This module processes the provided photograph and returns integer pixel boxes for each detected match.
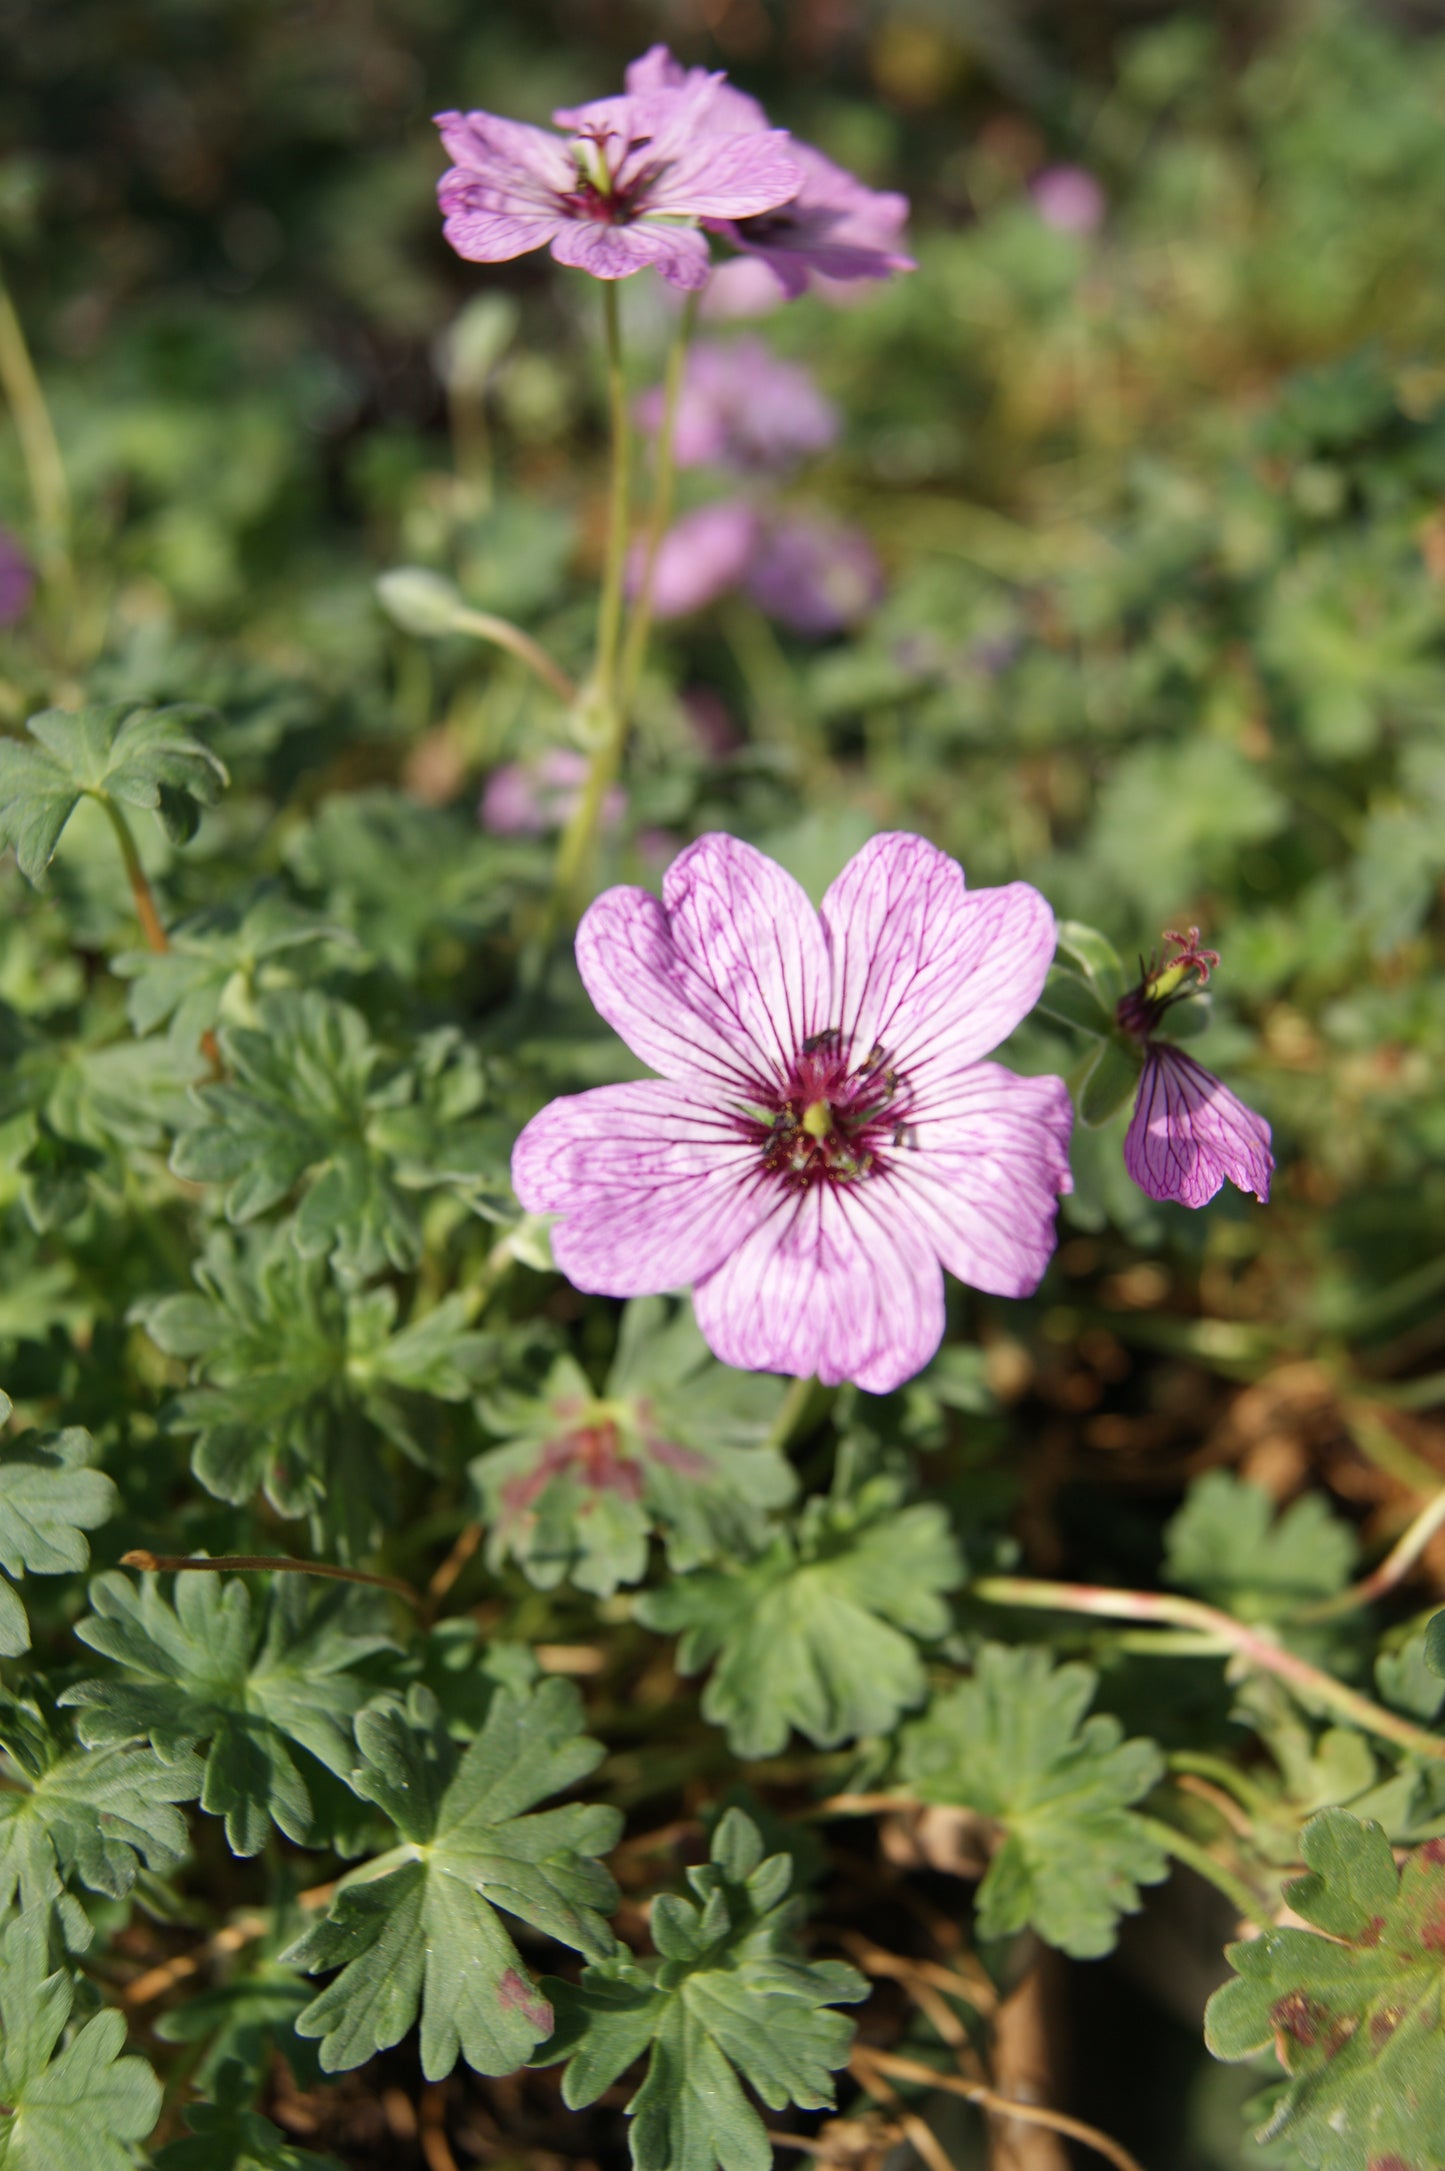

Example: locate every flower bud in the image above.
[376,567,465,638]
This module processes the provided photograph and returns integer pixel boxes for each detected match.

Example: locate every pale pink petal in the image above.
[821,834,1056,1080]
[1124,1049,1273,1209]
[701,255,789,318]
[631,500,760,618]
[512,1082,771,1294]
[434,111,574,202]
[884,1066,1073,1297]
[663,834,831,1086]
[549,220,712,289]
[439,201,562,265]
[647,134,801,222]
[692,1180,944,1392]
[575,886,774,1096]
[623,45,689,95]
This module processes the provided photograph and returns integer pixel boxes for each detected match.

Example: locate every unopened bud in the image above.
[376,567,464,638]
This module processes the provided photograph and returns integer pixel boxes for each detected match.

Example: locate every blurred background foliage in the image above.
[3,1,1445,2165]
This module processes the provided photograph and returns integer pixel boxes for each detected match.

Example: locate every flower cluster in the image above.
[514,832,1073,1394]
[436,44,912,304]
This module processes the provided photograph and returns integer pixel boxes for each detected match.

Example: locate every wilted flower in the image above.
[1117,930,1273,1208]
[435,76,799,291]
[1030,164,1106,235]
[636,338,838,471]
[481,749,624,837]
[0,528,35,627]
[626,46,914,309]
[512,832,1072,1394]
[746,514,883,634]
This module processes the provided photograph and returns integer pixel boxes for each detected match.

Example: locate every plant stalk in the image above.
[618,289,698,708]
[1135,1814,1273,1930]
[0,258,71,583]
[1292,1483,1445,1622]
[971,1574,1445,1762]
[121,1548,422,1608]
[453,605,578,705]
[99,797,170,954]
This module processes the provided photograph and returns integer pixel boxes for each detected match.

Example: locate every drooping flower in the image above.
[635,338,839,472]
[1117,929,1273,1209]
[512,832,1073,1394]
[625,45,914,310]
[0,528,35,627]
[434,76,799,291]
[481,748,624,836]
[1030,164,1106,235]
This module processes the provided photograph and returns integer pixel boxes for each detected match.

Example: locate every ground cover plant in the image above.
[2,1,1445,2165]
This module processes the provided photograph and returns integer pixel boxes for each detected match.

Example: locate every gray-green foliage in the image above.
[1164,1470,1358,1618]
[0,702,227,881]
[0,1405,115,1656]
[284,1680,621,2079]
[636,1472,962,1756]
[898,1644,1169,1957]
[473,1299,794,1598]
[537,1810,867,2171]
[62,1570,395,1855]
[0,1909,161,2170]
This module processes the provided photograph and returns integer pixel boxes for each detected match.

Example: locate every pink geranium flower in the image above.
[435,77,799,291]
[1117,930,1273,1209]
[629,499,763,618]
[635,338,839,472]
[626,46,914,308]
[481,748,624,836]
[633,500,883,633]
[1030,165,1106,235]
[512,833,1073,1394]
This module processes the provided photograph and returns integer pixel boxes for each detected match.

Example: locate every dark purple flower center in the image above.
[559,127,669,226]
[733,202,830,247]
[750,1031,912,1190]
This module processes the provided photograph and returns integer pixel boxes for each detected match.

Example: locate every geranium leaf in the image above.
[1165,1470,1357,1619]
[0,1909,161,2171]
[1206,1809,1445,2170]
[283,1680,621,2080]
[898,1643,1169,1958]
[536,1808,866,2171]
[0,702,227,883]
[0,1421,116,1658]
[635,1474,961,1757]
[62,1569,396,1856]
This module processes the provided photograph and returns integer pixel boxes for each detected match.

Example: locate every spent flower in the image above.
[512,833,1072,1394]
[435,75,799,291]
[1117,929,1273,1209]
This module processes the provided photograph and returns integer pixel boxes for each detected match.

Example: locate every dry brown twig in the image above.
[856,2047,1149,2171]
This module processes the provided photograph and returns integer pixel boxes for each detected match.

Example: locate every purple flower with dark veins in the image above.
[512,832,1073,1394]
[434,74,799,291]
[636,338,839,472]
[625,45,914,310]
[1117,929,1273,1209]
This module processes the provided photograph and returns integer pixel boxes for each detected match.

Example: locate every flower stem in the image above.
[546,281,633,928]
[121,1548,421,1609]
[0,257,71,585]
[971,1573,1445,1763]
[1134,1813,1273,1931]
[452,605,578,706]
[99,797,170,955]
[618,289,698,709]
[1292,1483,1445,1622]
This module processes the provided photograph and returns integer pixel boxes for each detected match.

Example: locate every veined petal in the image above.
[550,219,712,289]
[434,111,575,202]
[438,198,562,265]
[511,1082,771,1295]
[885,1065,1073,1297]
[1124,1048,1273,1209]
[575,886,771,1095]
[692,1180,944,1393]
[647,133,802,221]
[663,834,831,1086]
[821,833,1056,1076]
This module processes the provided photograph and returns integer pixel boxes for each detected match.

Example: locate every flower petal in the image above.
[884,1064,1073,1297]
[647,132,802,221]
[821,833,1056,1080]
[692,1179,944,1393]
[575,886,773,1095]
[549,219,713,290]
[438,198,562,265]
[512,1082,770,1295]
[631,500,761,618]
[663,834,831,1087]
[434,111,574,201]
[1124,1049,1273,1209]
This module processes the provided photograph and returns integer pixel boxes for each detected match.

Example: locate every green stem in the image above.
[98,796,169,954]
[1166,1750,1276,1816]
[1293,1484,1445,1623]
[546,281,632,928]
[0,258,70,582]
[971,1574,1445,1763]
[618,290,698,708]
[1135,1815,1273,1931]
[765,1375,830,1456]
[453,605,578,706]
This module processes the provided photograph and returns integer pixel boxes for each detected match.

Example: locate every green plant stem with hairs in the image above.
[0,257,70,585]
[619,289,699,708]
